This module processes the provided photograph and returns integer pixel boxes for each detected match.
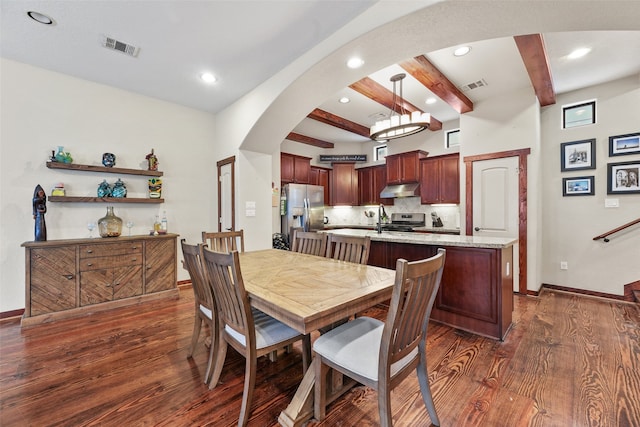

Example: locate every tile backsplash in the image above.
[324,197,460,229]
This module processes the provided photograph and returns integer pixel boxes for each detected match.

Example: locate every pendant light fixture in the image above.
[370,73,430,142]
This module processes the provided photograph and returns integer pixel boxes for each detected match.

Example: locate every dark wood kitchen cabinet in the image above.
[385,150,428,184]
[420,153,460,204]
[358,165,393,206]
[310,165,331,205]
[22,234,179,327]
[281,153,311,184]
[369,240,513,340]
[330,162,358,206]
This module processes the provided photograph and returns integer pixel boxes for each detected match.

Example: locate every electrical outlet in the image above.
[560,261,568,270]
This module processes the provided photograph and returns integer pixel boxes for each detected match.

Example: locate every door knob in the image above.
[474,227,480,231]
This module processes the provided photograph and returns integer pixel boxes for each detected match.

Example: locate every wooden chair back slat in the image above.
[291,230,328,256]
[200,247,253,341]
[202,230,245,253]
[382,248,446,369]
[325,234,371,265]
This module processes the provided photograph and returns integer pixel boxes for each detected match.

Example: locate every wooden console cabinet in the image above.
[21,234,179,327]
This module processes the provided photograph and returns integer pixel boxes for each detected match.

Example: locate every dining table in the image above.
[238,249,396,427]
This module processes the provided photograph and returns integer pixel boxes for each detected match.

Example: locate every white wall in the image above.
[460,87,542,293]
[0,59,217,312]
[540,75,640,295]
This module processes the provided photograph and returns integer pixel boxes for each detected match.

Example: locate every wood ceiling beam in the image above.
[349,77,442,132]
[514,34,556,106]
[400,56,474,114]
[308,108,370,138]
[286,132,334,149]
[350,77,420,115]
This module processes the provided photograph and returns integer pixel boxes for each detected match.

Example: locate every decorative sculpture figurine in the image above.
[145,148,158,171]
[97,179,112,197]
[111,178,127,198]
[32,184,47,241]
[102,152,116,167]
[148,177,162,198]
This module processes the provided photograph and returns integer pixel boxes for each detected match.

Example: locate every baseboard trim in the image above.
[0,308,24,321]
[177,280,192,290]
[542,283,625,301]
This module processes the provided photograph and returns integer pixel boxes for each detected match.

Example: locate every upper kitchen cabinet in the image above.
[385,150,428,184]
[420,153,460,204]
[331,162,358,206]
[358,165,393,206]
[310,165,331,206]
[281,153,311,184]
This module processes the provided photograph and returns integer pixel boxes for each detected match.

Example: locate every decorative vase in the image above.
[111,178,127,198]
[54,146,66,162]
[98,206,123,238]
[97,179,112,197]
[102,152,116,167]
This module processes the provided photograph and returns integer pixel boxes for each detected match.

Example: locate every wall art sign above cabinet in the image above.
[319,154,367,162]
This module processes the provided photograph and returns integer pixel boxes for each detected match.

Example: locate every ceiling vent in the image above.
[460,79,488,91]
[100,35,140,57]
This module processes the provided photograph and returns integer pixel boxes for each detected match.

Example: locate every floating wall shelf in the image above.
[48,196,164,204]
[46,161,163,177]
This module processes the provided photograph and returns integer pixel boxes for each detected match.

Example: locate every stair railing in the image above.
[593,217,640,242]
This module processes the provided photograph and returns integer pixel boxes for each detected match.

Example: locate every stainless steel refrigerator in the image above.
[281,183,325,241]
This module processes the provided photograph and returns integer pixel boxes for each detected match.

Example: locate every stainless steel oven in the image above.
[381,213,425,232]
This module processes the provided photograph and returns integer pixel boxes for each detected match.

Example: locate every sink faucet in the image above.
[377,204,387,234]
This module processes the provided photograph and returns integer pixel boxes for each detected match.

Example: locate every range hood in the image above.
[380,183,420,199]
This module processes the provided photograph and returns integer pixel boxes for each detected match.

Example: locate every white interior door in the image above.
[219,162,233,231]
[472,156,519,291]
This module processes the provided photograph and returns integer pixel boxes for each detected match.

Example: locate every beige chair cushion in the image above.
[226,310,301,350]
[313,317,417,381]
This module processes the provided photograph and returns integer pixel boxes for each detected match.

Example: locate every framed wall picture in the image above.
[562,176,594,196]
[560,138,596,171]
[607,161,640,194]
[609,132,640,157]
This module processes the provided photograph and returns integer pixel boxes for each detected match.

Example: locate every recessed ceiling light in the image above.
[347,57,364,69]
[453,46,471,57]
[201,72,217,84]
[27,11,54,25]
[339,97,350,104]
[425,97,437,105]
[568,47,591,59]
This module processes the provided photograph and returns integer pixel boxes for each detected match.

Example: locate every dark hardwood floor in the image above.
[1,288,638,426]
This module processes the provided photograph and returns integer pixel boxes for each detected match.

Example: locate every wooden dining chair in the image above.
[325,233,371,264]
[181,239,218,386]
[291,230,328,256]
[313,249,446,427]
[202,229,245,253]
[200,247,311,427]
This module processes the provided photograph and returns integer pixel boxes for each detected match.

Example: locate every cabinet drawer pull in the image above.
[146,265,152,270]
[86,249,93,254]
[131,246,138,250]
[64,274,74,280]
[86,263,93,267]
[131,258,137,262]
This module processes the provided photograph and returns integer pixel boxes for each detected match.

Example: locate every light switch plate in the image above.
[604,198,619,208]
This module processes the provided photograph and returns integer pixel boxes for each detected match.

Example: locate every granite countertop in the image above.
[324,225,461,234]
[322,228,516,249]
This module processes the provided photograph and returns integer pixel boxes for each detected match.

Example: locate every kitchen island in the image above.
[323,229,516,340]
